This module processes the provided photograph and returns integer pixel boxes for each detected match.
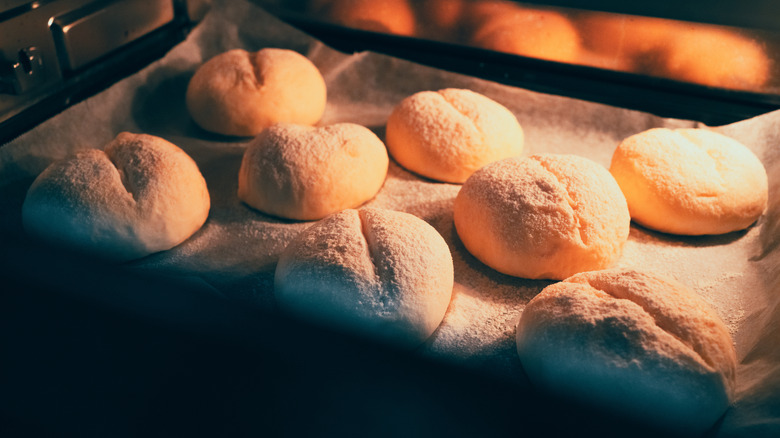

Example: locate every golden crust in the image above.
[609,128,768,235]
[468,2,581,63]
[327,0,416,36]
[662,28,770,90]
[186,48,326,137]
[386,88,523,183]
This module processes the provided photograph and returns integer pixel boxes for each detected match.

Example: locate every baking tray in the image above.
[2,1,779,436]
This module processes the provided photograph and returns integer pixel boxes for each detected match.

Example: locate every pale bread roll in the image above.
[274,207,454,346]
[186,48,326,137]
[609,128,768,235]
[576,13,681,63]
[238,123,388,221]
[453,154,630,280]
[385,88,523,183]
[22,133,210,262]
[516,268,736,435]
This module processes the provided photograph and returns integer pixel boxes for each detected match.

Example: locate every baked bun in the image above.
[186,48,326,137]
[576,13,679,63]
[386,88,523,183]
[454,154,629,280]
[661,28,770,90]
[609,128,768,235]
[516,268,736,435]
[238,123,388,221]
[274,207,454,346]
[22,133,210,261]
[468,2,581,63]
[327,0,416,36]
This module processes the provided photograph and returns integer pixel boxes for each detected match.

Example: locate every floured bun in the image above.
[186,48,326,137]
[274,207,454,346]
[386,88,523,183]
[238,123,388,221]
[609,128,768,235]
[22,132,210,262]
[516,268,736,436]
[453,154,629,280]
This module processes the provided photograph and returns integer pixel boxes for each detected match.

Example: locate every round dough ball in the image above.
[468,3,581,63]
[609,128,768,235]
[186,48,326,137]
[238,123,389,221]
[327,0,416,36]
[274,207,454,346]
[22,132,210,262]
[454,154,630,280]
[386,88,523,183]
[516,268,736,435]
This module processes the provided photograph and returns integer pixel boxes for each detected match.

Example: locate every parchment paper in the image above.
[1,1,779,436]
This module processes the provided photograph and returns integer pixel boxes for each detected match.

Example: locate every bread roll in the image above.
[274,207,454,346]
[238,123,388,221]
[516,268,736,435]
[577,13,769,90]
[385,88,523,183]
[609,128,768,235]
[453,154,629,280]
[186,48,326,137]
[576,13,680,63]
[468,2,581,63]
[661,28,770,90]
[22,133,210,261]
[327,0,416,36]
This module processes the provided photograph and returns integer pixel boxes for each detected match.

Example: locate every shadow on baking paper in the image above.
[130,66,252,145]
[420,278,533,388]
[628,222,750,248]
[447,220,554,301]
[0,176,34,241]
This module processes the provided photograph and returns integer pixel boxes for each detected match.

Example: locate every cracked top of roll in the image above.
[454,154,630,280]
[274,207,454,346]
[385,88,523,183]
[238,123,389,221]
[516,268,736,435]
[22,132,210,261]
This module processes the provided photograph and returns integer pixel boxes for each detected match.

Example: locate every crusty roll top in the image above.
[275,207,454,346]
[23,133,210,261]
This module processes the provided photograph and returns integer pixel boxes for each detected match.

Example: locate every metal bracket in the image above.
[1,46,45,94]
